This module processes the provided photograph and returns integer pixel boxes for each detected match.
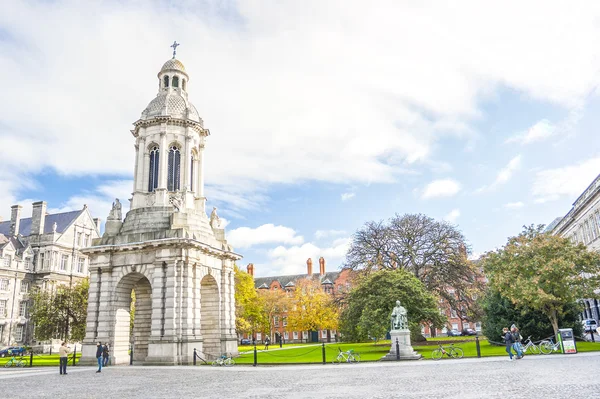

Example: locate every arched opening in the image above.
[148,146,159,192]
[163,75,169,88]
[172,76,179,88]
[200,274,220,358]
[182,79,186,90]
[167,145,181,191]
[113,273,152,364]
[189,153,195,191]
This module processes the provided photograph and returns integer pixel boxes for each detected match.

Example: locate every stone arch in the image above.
[112,272,153,364]
[200,274,220,358]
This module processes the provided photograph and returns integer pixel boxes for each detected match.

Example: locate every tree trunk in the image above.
[548,309,559,337]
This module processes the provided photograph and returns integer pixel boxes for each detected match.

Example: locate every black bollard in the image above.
[73,345,77,366]
[280,339,283,349]
[193,348,197,365]
[591,331,596,343]
[29,351,33,367]
[476,336,481,358]
[253,345,257,367]
[50,347,52,356]
[130,345,133,365]
[322,342,326,364]
[396,338,400,360]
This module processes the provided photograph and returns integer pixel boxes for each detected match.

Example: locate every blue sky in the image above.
[1,1,600,277]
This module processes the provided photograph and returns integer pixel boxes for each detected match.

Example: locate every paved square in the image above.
[2,353,599,398]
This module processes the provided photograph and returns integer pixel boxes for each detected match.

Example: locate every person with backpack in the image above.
[264,336,270,350]
[511,325,523,359]
[95,342,103,373]
[503,327,515,361]
[102,343,110,366]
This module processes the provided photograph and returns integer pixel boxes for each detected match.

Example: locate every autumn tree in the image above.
[234,266,265,337]
[340,269,445,342]
[286,279,339,340]
[483,225,600,336]
[345,213,482,321]
[29,279,89,342]
[256,288,289,340]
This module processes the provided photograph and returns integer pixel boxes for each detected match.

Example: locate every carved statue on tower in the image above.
[209,207,221,229]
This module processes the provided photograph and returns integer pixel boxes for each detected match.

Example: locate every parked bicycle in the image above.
[539,338,561,355]
[332,348,360,363]
[4,354,25,368]
[212,354,235,366]
[521,336,541,355]
[431,344,464,360]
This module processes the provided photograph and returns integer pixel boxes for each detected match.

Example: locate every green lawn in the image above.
[0,354,81,367]
[238,342,316,352]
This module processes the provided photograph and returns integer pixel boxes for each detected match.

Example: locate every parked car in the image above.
[462,328,477,336]
[447,329,462,337]
[582,319,598,333]
[240,338,251,345]
[0,346,26,357]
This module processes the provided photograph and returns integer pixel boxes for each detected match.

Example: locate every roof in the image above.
[160,58,187,75]
[544,217,563,233]
[142,92,201,123]
[0,210,83,237]
[254,271,344,289]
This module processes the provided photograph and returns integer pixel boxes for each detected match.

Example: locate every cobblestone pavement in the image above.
[3,352,600,398]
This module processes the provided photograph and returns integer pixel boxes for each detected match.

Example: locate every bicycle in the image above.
[211,354,235,366]
[539,338,561,354]
[520,336,541,355]
[332,348,360,363]
[431,344,464,360]
[4,354,25,368]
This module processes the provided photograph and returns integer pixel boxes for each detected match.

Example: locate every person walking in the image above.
[59,342,71,375]
[503,327,514,361]
[511,325,523,359]
[102,343,110,367]
[264,336,270,350]
[95,342,103,373]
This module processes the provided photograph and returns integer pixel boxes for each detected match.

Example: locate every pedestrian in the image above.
[511,325,523,359]
[96,342,103,373]
[59,342,71,375]
[264,336,270,350]
[503,327,514,361]
[102,343,110,366]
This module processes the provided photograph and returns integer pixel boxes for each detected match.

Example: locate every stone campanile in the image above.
[81,44,241,365]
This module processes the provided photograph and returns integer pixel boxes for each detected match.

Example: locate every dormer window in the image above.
[163,75,169,88]
[172,76,179,88]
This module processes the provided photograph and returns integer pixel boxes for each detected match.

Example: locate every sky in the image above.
[1,1,600,277]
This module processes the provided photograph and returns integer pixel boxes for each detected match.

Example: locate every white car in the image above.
[582,319,597,333]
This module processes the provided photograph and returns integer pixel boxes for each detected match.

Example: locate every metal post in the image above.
[476,336,481,358]
[253,345,257,367]
[49,347,52,356]
[193,348,197,366]
[395,338,400,360]
[73,345,77,366]
[322,342,326,364]
[591,331,596,343]
[129,344,133,365]
[29,351,33,367]
[280,337,283,348]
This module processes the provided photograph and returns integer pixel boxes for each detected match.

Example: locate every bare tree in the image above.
[345,214,483,324]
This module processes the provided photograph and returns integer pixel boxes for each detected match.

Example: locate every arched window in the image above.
[190,154,194,191]
[172,76,179,88]
[163,75,169,88]
[182,79,186,91]
[167,145,181,191]
[148,146,159,192]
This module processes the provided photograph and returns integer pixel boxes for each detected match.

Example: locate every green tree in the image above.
[29,279,89,342]
[483,225,600,336]
[287,278,339,337]
[481,290,583,343]
[340,269,445,342]
[234,266,265,336]
[257,288,288,340]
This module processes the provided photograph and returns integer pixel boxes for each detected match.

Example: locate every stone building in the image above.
[81,48,241,365]
[0,202,100,346]
[549,172,600,322]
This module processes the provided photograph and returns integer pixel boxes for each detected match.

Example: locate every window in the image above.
[302,331,308,339]
[39,253,45,270]
[60,255,68,271]
[163,75,169,88]
[282,317,287,327]
[283,332,288,340]
[19,301,27,317]
[0,279,8,291]
[190,154,194,191]
[321,330,327,338]
[0,300,6,316]
[77,257,85,273]
[439,308,446,316]
[463,322,470,329]
[256,333,262,340]
[15,325,23,342]
[274,316,279,327]
[475,322,482,332]
[452,323,459,330]
[167,145,181,191]
[293,331,298,340]
[451,309,458,318]
[4,256,10,267]
[85,234,90,247]
[24,258,31,270]
[148,146,160,192]
[172,76,179,88]
[78,232,83,246]
[20,281,29,294]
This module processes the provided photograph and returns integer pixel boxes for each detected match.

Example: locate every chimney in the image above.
[319,257,326,275]
[93,218,101,230]
[307,258,313,276]
[31,201,47,235]
[10,205,22,236]
[246,263,254,277]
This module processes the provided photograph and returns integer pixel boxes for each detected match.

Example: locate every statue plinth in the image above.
[382,329,421,361]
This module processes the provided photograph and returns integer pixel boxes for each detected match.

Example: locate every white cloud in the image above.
[505,120,556,145]
[503,201,525,209]
[532,157,600,203]
[315,229,347,240]
[444,209,461,223]
[2,2,600,209]
[476,155,522,193]
[227,224,304,249]
[421,179,461,199]
[341,192,355,201]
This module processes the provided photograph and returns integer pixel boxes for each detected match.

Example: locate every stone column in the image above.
[183,129,191,192]
[158,131,168,190]
[197,142,205,198]
[134,135,146,192]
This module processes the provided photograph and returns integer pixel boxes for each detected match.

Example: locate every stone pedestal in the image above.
[381,329,421,361]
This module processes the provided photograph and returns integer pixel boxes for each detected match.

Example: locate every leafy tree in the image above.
[345,213,482,321]
[256,287,288,340]
[29,279,89,342]
[483,225,600,336]
[286,279,339,338]
[340,269,445,342]
[234,266,265,336]
[481,290,583,343]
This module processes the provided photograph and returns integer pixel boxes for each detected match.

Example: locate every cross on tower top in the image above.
[170,41,180,59]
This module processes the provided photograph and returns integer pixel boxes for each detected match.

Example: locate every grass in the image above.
[238,342,316,352]
[0,354,81,367]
